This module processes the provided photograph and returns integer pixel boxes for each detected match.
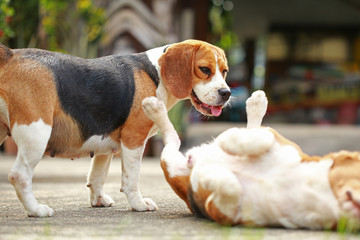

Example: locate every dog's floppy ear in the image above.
[158,42,200,99]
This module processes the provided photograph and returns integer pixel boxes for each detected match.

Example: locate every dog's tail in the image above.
[0,44,13,65]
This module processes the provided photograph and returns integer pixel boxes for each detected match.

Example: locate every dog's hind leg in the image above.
[8,119,53,217]
[87,154,115,207]
[195,165,242,225]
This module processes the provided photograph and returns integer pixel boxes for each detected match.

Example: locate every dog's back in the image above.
[0,44,13,63]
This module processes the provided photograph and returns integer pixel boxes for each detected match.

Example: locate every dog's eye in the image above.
[199,67,211,76]
[222,69,228,77]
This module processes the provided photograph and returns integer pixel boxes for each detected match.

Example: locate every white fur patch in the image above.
[12,119,52,159]
[216,127,275,156]
[146,45,169,73]
[246,90,268,129]
[162,146,191,178]
[189,143,227,192]
[146,45,179,109]
[9,119,54,217]
[0,96,9,126]
[120,143,158,211]
[188,127,339,229]
[80,135,119,155]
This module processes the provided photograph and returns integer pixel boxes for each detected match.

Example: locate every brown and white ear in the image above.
[158,42,200,99]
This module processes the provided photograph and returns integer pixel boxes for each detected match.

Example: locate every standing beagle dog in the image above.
[0,39,230,217]
[142,91,360,230]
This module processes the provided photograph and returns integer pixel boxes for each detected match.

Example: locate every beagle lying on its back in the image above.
[142,91,360,230]
[0,40,230,217]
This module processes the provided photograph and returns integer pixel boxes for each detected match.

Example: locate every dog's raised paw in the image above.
[142,97,167,124]
[246,90,267,113]
[246,90,268,128]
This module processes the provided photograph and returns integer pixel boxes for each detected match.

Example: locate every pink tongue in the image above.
[211,106,222,116]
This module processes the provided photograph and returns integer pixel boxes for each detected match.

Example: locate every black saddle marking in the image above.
[21,50,159,140]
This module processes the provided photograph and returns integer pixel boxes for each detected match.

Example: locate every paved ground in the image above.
[1,123,360,240]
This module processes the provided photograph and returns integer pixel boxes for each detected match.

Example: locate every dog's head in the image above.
[328,151,360,229]
[159,40,230,116]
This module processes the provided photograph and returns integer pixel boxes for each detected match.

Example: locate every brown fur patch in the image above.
[120,69,157,149]
[0,50,85,158]
[0,53,57,127]
[159,42,197,99]
[0,44,13,64]
[267,127,321,162]
[326,151,360,198]
[191,184,213,218]
[205,197,235,226]
[193,44,228,86]
[159,40,228,99]
[268,127,360,205]
[46,101,84,157]
[160,160,191,210]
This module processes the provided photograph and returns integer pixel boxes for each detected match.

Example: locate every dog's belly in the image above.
[46,115,121,158]
[190,141,339,228]
[46,134,120,158]
[232,144,339,228]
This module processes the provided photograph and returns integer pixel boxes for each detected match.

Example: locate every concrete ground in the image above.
[1,123,360,240]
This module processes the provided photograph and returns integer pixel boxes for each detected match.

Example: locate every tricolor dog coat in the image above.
[0,39,230,217]
[142,91,360,230]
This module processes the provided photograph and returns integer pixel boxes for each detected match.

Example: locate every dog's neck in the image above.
[146,45,180,110]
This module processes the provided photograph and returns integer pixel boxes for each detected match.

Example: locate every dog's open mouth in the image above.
[190,90,223,116]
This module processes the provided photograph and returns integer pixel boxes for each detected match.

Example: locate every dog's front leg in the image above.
[120,142,158,211]
[87,154,115,207]
[142,96,191,203]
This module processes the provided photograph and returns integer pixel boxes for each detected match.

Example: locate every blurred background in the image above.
[1,0,360,155]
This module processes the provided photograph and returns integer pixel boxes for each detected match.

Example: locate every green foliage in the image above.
[0,0,15,43]
[8,0,39,48]
[39,0,105,57]
[4,0,104,57]
[209,1,239,52]
[77,0,105,43]
[168,101,186,137]
[336,216,360,233]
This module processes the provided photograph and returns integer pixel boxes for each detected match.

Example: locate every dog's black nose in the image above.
[218,88,231,101]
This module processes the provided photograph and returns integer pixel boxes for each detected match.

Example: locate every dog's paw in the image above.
[90,193,115,207]
[142,97,167,125]
[27,204,54,217]
[246,90,268,128]
[131,197,158,211]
